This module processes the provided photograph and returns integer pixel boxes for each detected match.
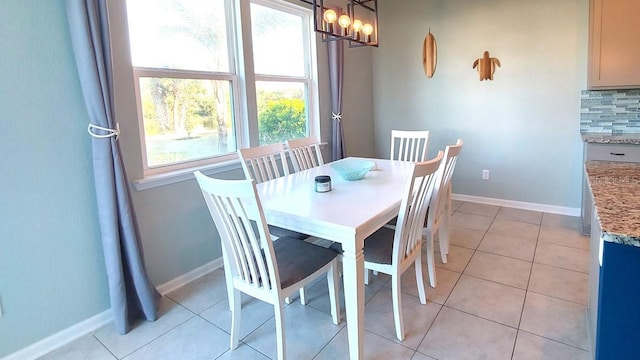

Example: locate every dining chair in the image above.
[390,130,430,162]
[330,152,443,341]
[194,171,341,360]
[383,130,431,245]
[423,139,463,288]
[286,136,324,172]
[238,143,312,305]
[238,143,290,183]
[238,144,308,240]
[367,152,442,341]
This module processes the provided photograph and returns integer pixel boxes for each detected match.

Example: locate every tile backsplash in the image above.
[580,89,640,134]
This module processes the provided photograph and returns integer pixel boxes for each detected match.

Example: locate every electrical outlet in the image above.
[482,169,490,180]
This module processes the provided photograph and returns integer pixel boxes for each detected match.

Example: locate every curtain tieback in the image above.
[331,112,342,122]
[88,123,120,140]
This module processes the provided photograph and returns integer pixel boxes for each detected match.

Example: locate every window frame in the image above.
[251,0,319,145]
[124,0,320,178]
[250,0,320,147]
[132,68,243,176]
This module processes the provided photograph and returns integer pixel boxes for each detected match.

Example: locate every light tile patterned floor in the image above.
[39,202,591,360]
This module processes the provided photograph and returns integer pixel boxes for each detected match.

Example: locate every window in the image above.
[250,1,315,145]
[124,0,318,176]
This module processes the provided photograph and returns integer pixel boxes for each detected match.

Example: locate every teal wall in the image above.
[0,1,109,356]
[0,2,228,356]
[373,0,588,208]
[131,176,228,286]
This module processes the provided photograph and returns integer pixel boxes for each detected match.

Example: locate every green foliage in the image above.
[142,94,160,136]
[140,78,218,138]
[258,98,306,145]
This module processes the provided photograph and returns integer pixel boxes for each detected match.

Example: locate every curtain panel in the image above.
[65,0,158,334]
[328,40,345,161]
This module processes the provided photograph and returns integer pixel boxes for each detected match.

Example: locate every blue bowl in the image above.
[330,159,376,181]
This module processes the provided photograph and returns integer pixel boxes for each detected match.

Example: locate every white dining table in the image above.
[256,157,414,360]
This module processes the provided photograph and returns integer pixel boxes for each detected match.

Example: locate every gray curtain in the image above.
[328,40,345,161]
[65,0,159,334]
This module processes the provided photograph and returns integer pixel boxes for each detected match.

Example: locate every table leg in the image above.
[341,238,365,360]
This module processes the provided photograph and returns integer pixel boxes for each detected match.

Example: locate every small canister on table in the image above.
[315,175,331,193]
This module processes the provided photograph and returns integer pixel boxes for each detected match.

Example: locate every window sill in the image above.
[132,141,328,191]
[132,159,242,191]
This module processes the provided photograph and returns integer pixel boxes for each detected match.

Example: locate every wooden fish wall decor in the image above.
[422,30,437,78]
[473,51,501,81]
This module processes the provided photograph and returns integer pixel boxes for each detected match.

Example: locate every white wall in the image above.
[373,0,588,208]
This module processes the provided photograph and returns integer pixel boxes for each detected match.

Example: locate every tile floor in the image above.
[40,202,592,360]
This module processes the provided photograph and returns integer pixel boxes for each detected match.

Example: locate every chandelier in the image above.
[301,0,379,47]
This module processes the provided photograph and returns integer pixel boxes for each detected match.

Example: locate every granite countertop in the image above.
[585,161,640,247]
[582,133,640,144]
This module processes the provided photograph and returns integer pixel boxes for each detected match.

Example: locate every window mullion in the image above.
[236,0,260,147]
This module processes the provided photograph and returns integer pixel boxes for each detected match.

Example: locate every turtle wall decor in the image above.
[473,51,501,81]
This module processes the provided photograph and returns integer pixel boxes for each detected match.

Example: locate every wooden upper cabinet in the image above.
[588,0,640,89]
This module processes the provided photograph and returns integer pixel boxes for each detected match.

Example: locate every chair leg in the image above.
[225,280,234,310]
[274,302,286,360]
[391,274,405,341]
[447,183,453,216]
[285,289,306,305]
[328,261,341,325]
[425,232,438,288]
[222,250,234,311]
[299,288,307,305]
[439,228,449,264]
[444,184,453,255]
[229,288,241,349]
[415,258,427,304]
[440,213,451,264]
[364,269,370,285]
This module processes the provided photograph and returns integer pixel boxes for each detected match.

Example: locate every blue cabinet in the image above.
[590,225,640,358]
[585,160,640,358]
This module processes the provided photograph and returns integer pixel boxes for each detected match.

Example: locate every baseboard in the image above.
[156,257,224,295]
[1,310,112,360]
[452,193,581,217]
[2,257,224,360]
